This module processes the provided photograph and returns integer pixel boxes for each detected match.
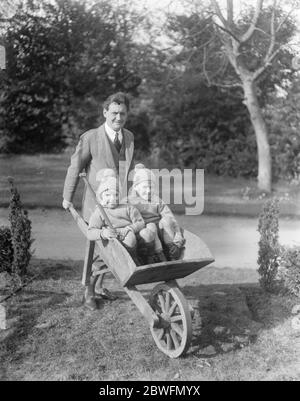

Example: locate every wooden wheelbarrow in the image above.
[68,174,214,358]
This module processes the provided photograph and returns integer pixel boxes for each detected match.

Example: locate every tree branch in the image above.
[211,0,229,28]
[276,5,296,33]
[253,27,272,38]
[213,21,241,43]
[222,38,240,74]
[263,3,276,66]
[158,18,212,52]
[193,36,216,52]
[203,46,211,85]
[202,40,241,88]
[240,0,263,43]
[252,46,282,80]
[227,0,233,27]
[208,79,243,89]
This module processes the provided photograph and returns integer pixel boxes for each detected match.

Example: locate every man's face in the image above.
[103,102,128,132]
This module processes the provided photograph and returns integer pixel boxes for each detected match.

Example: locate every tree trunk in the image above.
[243,79,272,193]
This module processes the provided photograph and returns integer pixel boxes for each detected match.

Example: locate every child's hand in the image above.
[116,227,130,241]
[101,227,117,240]
[174,232,185,247]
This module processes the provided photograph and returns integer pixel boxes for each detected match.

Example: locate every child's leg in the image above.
[144,223,162,251]
[139,224,156,244]
[137,226,155,264]
[159,217,183,260]
[122,230,137,249]
[121,231,142,265]
[139,223,166,263]
[159,216,177,244]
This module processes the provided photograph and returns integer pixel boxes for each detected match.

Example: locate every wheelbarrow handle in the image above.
[79,172,114,229]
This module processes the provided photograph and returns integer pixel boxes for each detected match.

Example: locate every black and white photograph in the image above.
[0,0,300,382]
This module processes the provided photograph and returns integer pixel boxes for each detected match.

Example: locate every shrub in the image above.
[126,110,151,159]
[257,198,281,292]
[278,246,300,297]
[8,177,33,281]
[0,226,13,274]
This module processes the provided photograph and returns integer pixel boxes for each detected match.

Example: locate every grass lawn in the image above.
[1,153,299,381]
[0,153,299,216]
[0,259,299,381]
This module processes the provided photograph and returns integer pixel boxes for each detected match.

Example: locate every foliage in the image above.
[278,246,300,297]
[149,5,298,179]
[8,177,33,281]
[265,78,300,182]
[257,198,281,292]
[165,7,296,104]
[151,74,258,175]
[0,0,142,153]
[150,69,300,180]
[1,0,299,183]
[126,110,151,159]
[0,226,13,274]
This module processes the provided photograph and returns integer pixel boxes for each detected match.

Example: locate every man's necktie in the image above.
[114,132,122,153]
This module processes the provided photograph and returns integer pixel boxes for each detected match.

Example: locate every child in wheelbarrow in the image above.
[85,169,158,309]
[129,164,185,264]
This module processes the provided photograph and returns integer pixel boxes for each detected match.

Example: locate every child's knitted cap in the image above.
[96,168,118,195]
[133,164,156,186]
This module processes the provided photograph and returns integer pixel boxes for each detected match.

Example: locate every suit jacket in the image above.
[63,124,135,221]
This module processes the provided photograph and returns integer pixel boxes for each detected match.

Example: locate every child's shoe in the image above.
[153,250,167,263]
[95,288,118,301]
[138,240,156,265]
[128,248,144,266]
[164,243,182,261]
[137,246,148,265]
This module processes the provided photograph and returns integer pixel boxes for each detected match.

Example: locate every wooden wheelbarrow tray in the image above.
[68,176,214,358]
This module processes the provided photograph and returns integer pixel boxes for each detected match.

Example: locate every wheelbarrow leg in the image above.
[124,286,159,328]
[82,239,95,286]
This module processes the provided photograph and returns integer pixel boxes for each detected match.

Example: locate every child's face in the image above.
[98,189,119,208]
[135,181,153,201]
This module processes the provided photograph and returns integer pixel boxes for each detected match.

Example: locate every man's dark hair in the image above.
[102,92,130,112]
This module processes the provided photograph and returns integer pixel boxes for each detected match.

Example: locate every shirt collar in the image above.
[105,122,123,143]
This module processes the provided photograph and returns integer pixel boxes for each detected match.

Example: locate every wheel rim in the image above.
[149,283,192,358]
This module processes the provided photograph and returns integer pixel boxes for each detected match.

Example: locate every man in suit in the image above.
[62,92,135,310]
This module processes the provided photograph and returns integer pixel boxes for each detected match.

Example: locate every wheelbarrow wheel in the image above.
[149,282,192,358]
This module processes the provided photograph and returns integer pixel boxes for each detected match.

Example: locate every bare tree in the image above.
[206,0,299,192]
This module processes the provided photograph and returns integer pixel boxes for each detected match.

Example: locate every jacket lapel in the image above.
[98,124,116,169]
[124,130,134,177]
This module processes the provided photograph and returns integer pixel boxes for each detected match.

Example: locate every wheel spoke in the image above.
[168,300,178,317]
[171,322,183,337]
[166,333,172,350]
[156,328,164,341]
[160,337,167,347]
[170,329,180,349]
[165,292,171,313]
[170,315,183,323]
[158,294,166,313]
